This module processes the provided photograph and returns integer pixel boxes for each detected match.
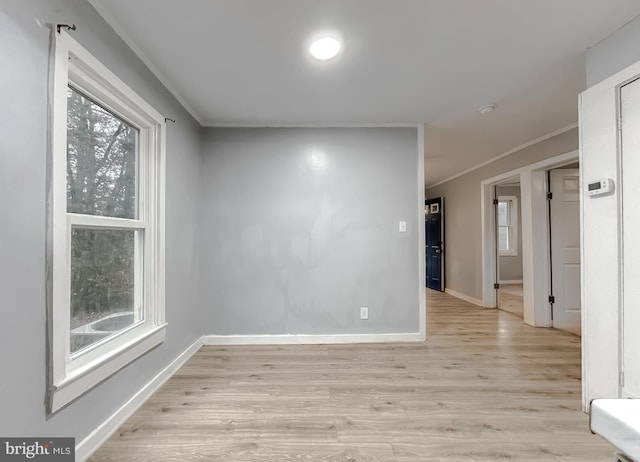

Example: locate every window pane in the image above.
[67,86,138,219]
[497,202,509,226]
[70,228,142,353]
[498,226,509,251]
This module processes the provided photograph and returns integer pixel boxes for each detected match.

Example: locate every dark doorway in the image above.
[426,197,444,291]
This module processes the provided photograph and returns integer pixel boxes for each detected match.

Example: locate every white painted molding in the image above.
[523,170,553,328]
[49,32,168,413]
[76,338,203,462]
[417,124,427,342]
[481,182,499,309]
[498,280,523,284]
[444,289,484,307]
[481,150,579,187]
[51,326,167,414]
[203,333,423,346]
[429,123,578,188]
[205,122,425,128]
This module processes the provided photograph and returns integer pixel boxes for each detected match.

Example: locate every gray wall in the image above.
[0,0,202,443]
[200,127,420,336]
[426,128,578,301]
[497,185,523,282]
[586,14,640,87]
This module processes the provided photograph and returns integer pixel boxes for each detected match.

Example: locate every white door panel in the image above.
[621,77,640,398]
[550,168,581,334]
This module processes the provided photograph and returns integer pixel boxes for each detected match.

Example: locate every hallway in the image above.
[498,283,524,318]
[90,290,611,461]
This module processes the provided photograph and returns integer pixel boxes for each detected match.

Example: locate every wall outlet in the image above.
[399,221,407,233]
[360,306,369,320]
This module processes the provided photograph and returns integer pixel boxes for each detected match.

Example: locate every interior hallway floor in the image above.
[498,283,524,318]
[90,289,611,461]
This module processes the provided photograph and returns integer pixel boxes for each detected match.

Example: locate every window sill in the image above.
[49,324,166,414]
[499,252,519,257]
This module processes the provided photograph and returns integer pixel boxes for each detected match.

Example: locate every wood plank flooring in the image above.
[498,284,524,318]
[89,290,612,461]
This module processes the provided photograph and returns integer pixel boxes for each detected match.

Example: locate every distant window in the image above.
[497,196,518,256]
[48,31,166,413]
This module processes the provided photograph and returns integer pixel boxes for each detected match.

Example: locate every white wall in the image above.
[200,127,424,340]
[581,15,640,407]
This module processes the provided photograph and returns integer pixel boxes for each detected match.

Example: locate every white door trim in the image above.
[481,150,579,326]
[579,51,640,411]
[417,125,426,341]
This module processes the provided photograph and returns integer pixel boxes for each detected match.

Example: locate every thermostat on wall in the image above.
[587,178,614,197]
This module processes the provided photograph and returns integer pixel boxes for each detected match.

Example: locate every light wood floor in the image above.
[498,284,524,318]
[90,290,611,461]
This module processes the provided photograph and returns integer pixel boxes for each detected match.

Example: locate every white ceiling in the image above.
[90,0,640,186]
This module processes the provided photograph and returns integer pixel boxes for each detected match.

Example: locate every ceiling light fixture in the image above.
[479,104,496,115]
[309,36,341,60]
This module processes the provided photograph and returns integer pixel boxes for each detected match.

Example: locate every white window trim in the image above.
[47,31,166,413]
[498,195,519,257]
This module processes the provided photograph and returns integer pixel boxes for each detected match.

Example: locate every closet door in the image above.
[620,76,640,397]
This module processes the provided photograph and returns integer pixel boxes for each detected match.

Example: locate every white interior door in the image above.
[621,77,640,398]
[549,168,581,334]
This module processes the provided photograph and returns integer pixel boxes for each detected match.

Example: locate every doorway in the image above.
[425,197,444,291]
[548,166,581,335]
[480,150,579,327]
[494,180,524,317]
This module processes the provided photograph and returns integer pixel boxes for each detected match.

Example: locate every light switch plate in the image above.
[360,307,369,320]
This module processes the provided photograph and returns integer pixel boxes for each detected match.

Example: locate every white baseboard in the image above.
[498,279,523,284]
[444,288,484,307]
[203,332,424,345]
[76,337,203,461]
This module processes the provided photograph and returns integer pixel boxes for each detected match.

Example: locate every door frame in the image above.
[481,150,579,326]
[494,184,520,285]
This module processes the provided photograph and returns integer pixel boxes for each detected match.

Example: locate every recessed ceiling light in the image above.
[479,104,496,115]
[310,36,341,60]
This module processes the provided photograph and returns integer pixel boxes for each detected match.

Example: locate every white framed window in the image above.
[497,196,518,257]
[47,32,166,413]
